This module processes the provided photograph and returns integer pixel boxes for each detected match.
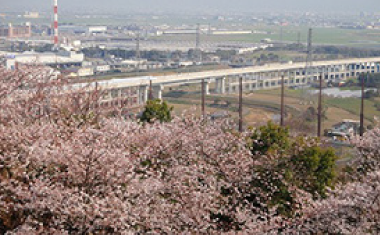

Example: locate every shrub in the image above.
[247,122,338,215]
[248,121,290,155]
[139,99,173,123]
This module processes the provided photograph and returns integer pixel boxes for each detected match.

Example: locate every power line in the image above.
[360,72,366,136]
[202,79,206,117]
[297,31,301,51]
[318,71,323,137]
[306,28,313,68]
[136,31,141,60]
[196,23,200,50]
[300,28,313,105]
[281,73,285,127]
[195,23,202,62]
[136,30,141,74]
[239,76,243,132]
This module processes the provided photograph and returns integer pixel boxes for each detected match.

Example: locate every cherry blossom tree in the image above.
[0,65,379,234]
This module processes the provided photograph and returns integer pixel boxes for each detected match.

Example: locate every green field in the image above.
[154,26,380,48]
[325,97,379,122]
[238,88,380,125]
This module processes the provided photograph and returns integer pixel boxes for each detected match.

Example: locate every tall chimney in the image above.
[26,22,31,37]
[53,0,59,46]
[8,23,13,38]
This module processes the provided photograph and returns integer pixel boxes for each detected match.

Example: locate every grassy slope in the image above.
[243,88,380,126]
[325,97,379,122]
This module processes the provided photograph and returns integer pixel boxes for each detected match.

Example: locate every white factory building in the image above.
[59,25,107,35]
[4,49,85,70]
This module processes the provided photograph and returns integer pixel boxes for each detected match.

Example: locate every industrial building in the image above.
[4,49,84,70]
[160,29,197,35]
[211,30,253,35]
[95,64,111,74]
[59,25,107,35]
[24,12,40,19]
[64,67,94,77]
[0,23,32,38]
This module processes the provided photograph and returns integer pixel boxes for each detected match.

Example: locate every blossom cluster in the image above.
[0,66,380,234]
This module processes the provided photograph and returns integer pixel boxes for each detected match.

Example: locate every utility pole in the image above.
[297,31,301,49]
[196,23,201,50]
[136,31,141,60]
[202,79,206,117]
[360,72,366,136]
[318,71,323,138]
[136,30,141,74]
[300,28,313,105]
[95,82,99,111]
[306,28,313,68]
[305,28,313,84]
[195,23,202,62]
[280,73,285,127]
[239,76,243,132]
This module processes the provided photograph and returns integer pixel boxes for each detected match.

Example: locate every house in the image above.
[326,119,361,140]
[64,67,94,78]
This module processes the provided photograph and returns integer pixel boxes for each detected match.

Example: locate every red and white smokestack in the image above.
[53,0,59,46]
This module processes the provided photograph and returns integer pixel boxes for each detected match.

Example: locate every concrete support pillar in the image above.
[262,72,267,80]
[153,85,164,100]
[357,63,361,75]
[221,77,226,94]
[342,64,347,80]
[117,89,122,107]
[228,83,233,94]
[139,85,148,105]
[348,64,352,76]
[294,69,299,82]
[215,77,220,93]
[204,80,210,95]
[251,74,255,89]
[216,77,226,94]
[228,77,237,94]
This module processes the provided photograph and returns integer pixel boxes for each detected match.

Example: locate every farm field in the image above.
[164,86,379,134]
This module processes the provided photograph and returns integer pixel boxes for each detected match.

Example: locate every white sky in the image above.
[1,0,379,13]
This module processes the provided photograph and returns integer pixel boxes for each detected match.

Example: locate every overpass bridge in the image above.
[83,57,380,110]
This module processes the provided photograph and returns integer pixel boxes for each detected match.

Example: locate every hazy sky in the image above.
[1,0,380,13]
